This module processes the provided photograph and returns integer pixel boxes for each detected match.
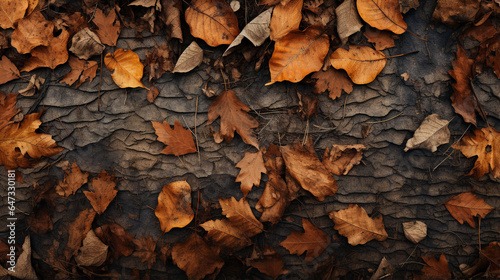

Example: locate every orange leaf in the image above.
[185,0,240,47]
[236,151,266,197]
[269,0,302,41]
[207,90,259,149]
[0,0,28,29]
[152,120,197,156]
[280,218,331,262]
[200,218,252,253]
[312,67,353,101]
[356,0,407,34]
[62,208,96,260]
[95,223,134,259]
[220,197,264,236]
[267,25,329,85]
[330,45,387,84]
[60,56,98,87]
[0,93,19,130]
[133,235,157,269]
[105,48,147,89]
[329,204,388,245]
[0,56,20,85]
[246,246,287,279]
[84,170,117,215]
[417,254,451,280]
[93,8,121,46]
[322,144,366,175]
[155,181,194,232]
[56,161,89,198]
[11,11,54,54]
[363,26,396,50]
[444,192,493,228]
[21,29,70,72]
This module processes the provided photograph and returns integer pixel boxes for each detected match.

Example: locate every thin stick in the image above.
[195,95,201,163]
[386,51,419,59]
[432,124,471,171]
[365,111,403,124]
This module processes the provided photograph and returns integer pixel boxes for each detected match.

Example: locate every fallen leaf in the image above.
[155,181,194,232]
[105,48,147,89]
[172,234,224,280]
[129,0,161,10]
[247,246,287,279]
[25,0,38,16]
[93,8,121,46]
[185,0,240,47]
[141,8,156,33]
[404,114,450,152]
[22,29,70,72]
[84,170,118,215]
[69,28,105,60]
[160,0,183,41]
[417,254,451,280]
[201,218,253,253]
[281,140,337,201]
[207,90,259,149]
[27,202,53,234]
[56,161,89,198]
[402,221,427,244]
[444,191,493,228]
[336,0,363,44]
[95,223,134,259]
[357,0,407,34]
[235,151,266,197]
[220,197,264,236]
[133,236,157,269]
[371,257,393,280]
[269,0,302,41]
[302,0,335,28]
[75,230,108,267]
[55,12,87,36]
[364,27,396,50]
[145,43,175,80]
[147,85,160,103]
[329,204,388,245]
[452,127,500,179]
[63,208,96,260]
[267,25,330,85]
[330,45,387,84]
[432,0,480,27]
[399,0,419,14]
[8,236,37,280]
[0,0,28,29]
[173,41,204,73]
[481,242,500,276]
[297,92,318,119]
[280,218,331,262]
[322,144,366,175]
[19,75,45,96]
[312,67,353,100]
[152,120,197,156]
[0,56,21,85]
[60,56,98,87]
[11,11,54,54]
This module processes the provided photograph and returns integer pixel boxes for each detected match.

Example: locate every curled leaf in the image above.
[322,144,366,175]
[335,0,363,44]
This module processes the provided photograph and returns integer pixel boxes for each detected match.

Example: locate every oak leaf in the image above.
[133,235,157,269]
[269,0,302,41]
[330,45,387,84]
[152,120,197,156]
[312,67,353,100]
[405,114,450,152]
[235,151,266,197]
[69,28,105,60]
[185,0,240,47]
[225,8,273,55]
[11,11,54,54]
[335,0,363,44]
[84,170,117,215]
[60,56,98,87]
[93,8,121,46]
[207,90,259,149]
[94,223,134,259]
[63,208,96,260]
[329,204,388,245]
[322,144,366,175]
[173,41,203,73]
[105,48,147,89]
[0,56,20,85]
[75,230,108,267]
[22,29,70,72]
[364,27,396,50]
[0,0,28,29]
[444,191,493,228]
[357,0,407,34]
[246,246,287,279]
[280,218,331,262]
[267,25,330,85]
[56,161,89,197]
[416,254,451,280]
[155,181,194,232]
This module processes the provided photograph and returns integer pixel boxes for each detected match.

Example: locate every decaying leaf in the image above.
[133,235,157,269]
[335,0,363,45]
[330,45,387,84]
[417,254,451,280]
[270,0,302,41]
[267,25,330,85]
[364,27,396,50]
[312,67,353,100]
[432,0,480,27]
[56,161,89,197]
[22,29,70,72]
[63,208,96,260]
[69,28,105,60]
[402,220,427,244]
[145,43,175,80]
[105,48,147,89]
[152,120,197,156]
[404,114,450,152]
[95,223,134,259]
[280,218,331,262]
[173,41,204,73]
[60,56,98,87]
[462,241,500,277]
[18,75,44,97]
[147,85,160,103]
[185,0,240,47]
[220,197,264,236]
[246,246,287,279]
[207,90,259,149]
[200,219,251,252]
[75,230,108,267]
[329,204,388,245]
[0,56,20,85]
[93,8,121,46]
[371,257,393,280]
[444,191,493,228]
[322,144,366,175]
[155,181,194,232]
[27,203,53,234]
[84,170,118,215]
[235,151,266,197]
[129,0,162,9]
[357,0,407,34]
[399,0,419,14]
[160,0,183,41]
[8,236,37,280]
[225,8,273,55]
[0,0,28,29]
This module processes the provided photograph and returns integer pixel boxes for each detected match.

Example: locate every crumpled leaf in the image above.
[235,151,266,197]
[8,236,37,280]
[56,161,89,198]
[129,0,161,10]
[357,0,407,34]
[402,220,427,244]
[84,170,118,215]
[246,246,287,279]
[405,114,450,152]
[280,218,331,262]
[330,45,387,84]
[69,28,105,60]
[0,56,20,85]
[95,223,134,259]
[160,0,183,41]
[173,41,204,73]
[145,43,175,80]
[19,75,44,96]
[93,8,121,46]
[60,56,98,87]
[225,8,273,55]
[152,120,197,156]
[21,29,70,72]
[63,208,97,260]
[270,0,302,41]
[105,48,147,89]
[416,254,451,280]
[75,230,108,267]
[329,204,388,245]
[0,0,28,29]
[133,235,157,269]
[322,144,366,175]
[432,0,480,27]
[363,26,396,50]
[11,11,54,54]
[335,0,363,45]
[444,191,493,228]
[155,181,194,232]
[312,67,353,100]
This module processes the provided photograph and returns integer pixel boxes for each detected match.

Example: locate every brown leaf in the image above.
[75,230,108,267]
[11,11,54,54]
[404,114,450,152]
[322,144,366,175]
[173,41,204,73]
[207,90,259,149]
[364,27,396,51]
[145,43,175,80]
[93,8,121,46]
[482,242,500,276]
[399,0,419,14]
[21,29,70,72]
[172,234,224,280]
[432,0,480,27]
[69,28,105,60]
[236,151,266,197]
[417,254,451,280]
[84,170,117,215]
[312,67,353,101]
[152,119,197,156]
[330,45,387,84]
[8,236,37,280]
[147,85,160,103]
[155,181,194,232]
[444,191,493,228]
[94,223,134,259]
[267,25,330,85]
[200,218,252,253]
[335,0,363,44]
[371,257,393,280]
[185,0,240,47]
[329,204,388,245]
[281,140,337,201]
[27,203,53,234]
[0,0,28,29]
[56,161,89,197]
[60,56,98,87]
[280,218,331,262]
[160,0,183,41]
[297,92,318,119]
[269,0,302,41]
[133,236,157,269]
[247,246,287,279]
[220,197,264,236]
[63,208,96,260]
[357,0,407,34]
[0,56,21,85]
[129,0,161,9]
[105,48,147,89]
[26,0,38,16]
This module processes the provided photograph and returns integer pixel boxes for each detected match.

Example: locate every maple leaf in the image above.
[364,27,396,51]
[200,218,253,253]
[84,170,117,215]
[357,0,407,34]
[280,218,331,262]
[55,161,89,198]
[405,114,450,152]
[235,151,266,197]
[329,204,388,245]
[62,208,96,260]
[152,120,197,156]
[312,67,353,101]
[452,127,500,179]
[330,45,387,85]
[105,48,147,89]
[207,90,259,149]
[60,56,98,87]
[246,246,287,279]
[444,191,493,228]
[0,56,21,86]
[155,181,194,232]
[322,144,366,175]
[95,223,134,259]
[220,197,264,236]
[269,0,302,41]
[11,11,54,54]
[22,29,70,72]
[415,254,451,280]
[133,235,157,269]
[93,8,121,46]
[145,43,175,81]
[75,230,108,267]
[0,0,28,29]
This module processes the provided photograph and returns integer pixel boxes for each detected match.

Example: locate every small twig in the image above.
[365,111,403,124]
[386,51,419,59]
[88,3,98,22]
[432,124,471,172]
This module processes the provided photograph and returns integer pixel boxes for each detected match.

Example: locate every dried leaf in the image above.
[297,92,318,119]
[220,197,264,236]
[200,218,252,253]
[267,25,330,85]
[236,151,266,197]
[402,221,427,244]
[329,204,388,245]
[75,230,108,267]
[84,170,118,215]
[95,223,134,259]
[56,161,89,197]
[185,0,240,47]
[247,246,287,279]
[444,192,493,228]
[147,85,160,103]
[336,0,363,44]
[129,0,161,10]
[8,236,37,280]
[105,48,147,89]
[312,67,353,100]
[0,56,20,85]
[371,257,393,280]
[363,27,396,50]
[0,0,28,29]
[27,202,53,234]
[405,114,450,152]
[63,208,96,260]
[357,0,407,34]
[270,0,302,41]
[19,75,44,96]
[11,11,54,54]
[155,181,194,232]
[152,120,197,156]
[173,41,204,73]
[432,0,480,27]
[145,43,175,80]
[417,254,451,280]
[69,28,105,60]
[482,242,500,276]
[133,236,157,269]
[207,90,259,149]
[399,0,419,13]
[60,56,98,87]
[330,45,387,84]
[160,0,183,41]
[25,0,38,16]
[280,218,331,262]
[93,8,121,46]
[322,144,366,175]
[225,8,273,55]
[22,29,70,72]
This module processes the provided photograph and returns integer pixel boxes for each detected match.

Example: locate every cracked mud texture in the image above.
[1,1,499,279]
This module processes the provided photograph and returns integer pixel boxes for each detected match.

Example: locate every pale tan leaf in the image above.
[405,114,450,152]
[75,230,108,267]
[8,236,37,280]
[335,0,363,44]
[402,221,427,244]
[173,41,204,73]
[69,28,105,60]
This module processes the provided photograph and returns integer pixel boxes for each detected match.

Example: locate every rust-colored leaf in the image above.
[0,56,20,85]
[329,204,388,245]
[236,151,266,197]
[0,93,20,130]
[330,45,387,84]
[27,203,53,235]
[444,192,493,228]
[185,0,240,47]
[11,12,54,54]
[93,8,121,46]
[246,246,287,279]
[105,48,147,89]
[280,218,331,262]
[95,223,134,259]
[267,25,329,85]
[482,242,500,276]
[0,0,28,29]
[84,170,117,215]
[75,230,108,267]
[56,161,89,198]
[155,181,194,232]
[363,26,396,50]
[152,120,197,156]
[200,218,252,253]
[357,0,407,34]
[416,254,451,280]
[269,0,302,41]
[60,56,98,87]
[432,0,480,27]
[322,144,366,175]
[63,208,96,260]
[133,235,157,269]
[220,197,264,236]
[21,29,70,72]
